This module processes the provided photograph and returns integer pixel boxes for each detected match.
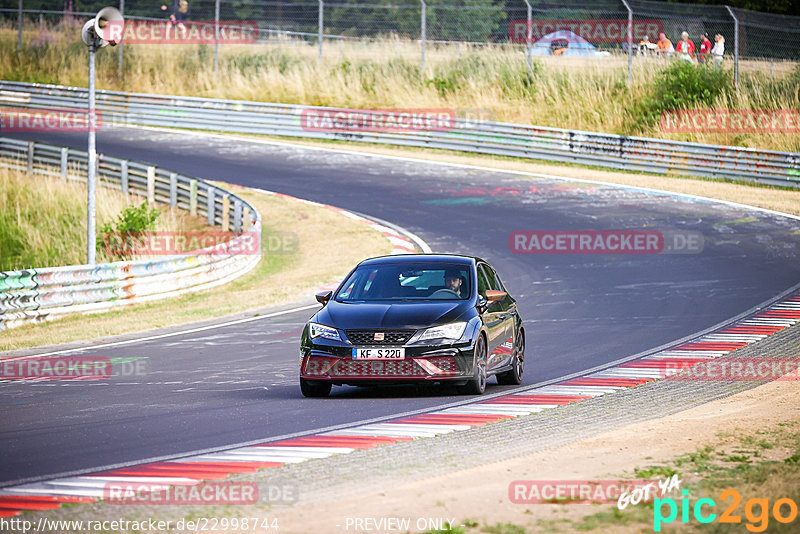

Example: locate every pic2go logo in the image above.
[654,489,799,532]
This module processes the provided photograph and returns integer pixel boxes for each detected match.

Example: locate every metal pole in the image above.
[621,0,633,84]
[725,5,739,89]
[523,0,532,77]
[117,0,124,75]
[87,42,97,265]
[17,0,23,52]
[214,0,220,73]
[318,0,323,64]
[420,0,426,79]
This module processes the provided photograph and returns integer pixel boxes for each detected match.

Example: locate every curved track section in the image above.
[1,127,799,487]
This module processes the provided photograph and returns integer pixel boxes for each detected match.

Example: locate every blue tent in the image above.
[529,30,606,57]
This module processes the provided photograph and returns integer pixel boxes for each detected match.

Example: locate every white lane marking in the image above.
[439,405,545,415]
[321,428,453,438]
[187,453,309,463]
[1,304,320,360]
[212,447,337,459]
[698,335,768,342]
[647,351,725,358]
[247,446,356,454]
[589,369,665,379]
[364,423,472,432]
[0,487,107,498]
[515,386,617,395]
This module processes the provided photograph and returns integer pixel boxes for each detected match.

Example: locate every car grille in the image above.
[344,329,415,346]
[304,355,458,377]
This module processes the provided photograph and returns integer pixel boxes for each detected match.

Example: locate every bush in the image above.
[626,61,731,133]
[96,202,160,260]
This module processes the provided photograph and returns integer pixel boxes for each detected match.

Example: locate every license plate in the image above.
[352,347,405,360]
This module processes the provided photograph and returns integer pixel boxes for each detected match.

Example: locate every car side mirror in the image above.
[315,290,332,305]
[485,290,506,303]
[476,295,488,314]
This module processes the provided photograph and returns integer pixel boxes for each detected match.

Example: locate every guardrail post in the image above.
[234,199,242,231]
[169,173,178,207]
[207,185,215,226]
[243,206,251,231]
[60,147,68,181]
[147,167,156,204]
[190,179,198,215]
[120,160,128,194]
[26,141,34,175]
[221,194,230,231]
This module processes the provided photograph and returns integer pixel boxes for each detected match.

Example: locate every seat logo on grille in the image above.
[374,332,385,341]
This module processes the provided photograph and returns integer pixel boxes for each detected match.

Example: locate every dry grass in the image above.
[0,164,205,270]
[0,183,392,351]
[2,22,798,153]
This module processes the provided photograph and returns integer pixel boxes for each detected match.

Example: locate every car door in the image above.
[484,264,516,370]
[477,263,505,369]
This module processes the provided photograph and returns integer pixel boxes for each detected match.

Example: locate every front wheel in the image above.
[497,331,524,385]
[459,335,487,395]
[300,378,332,398]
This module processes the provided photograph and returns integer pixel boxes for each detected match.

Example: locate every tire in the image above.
[300,378,332,398]
[497,331,524,385]
[459,335,487,395]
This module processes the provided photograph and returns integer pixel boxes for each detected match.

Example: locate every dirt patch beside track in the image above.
[276,378,800,533]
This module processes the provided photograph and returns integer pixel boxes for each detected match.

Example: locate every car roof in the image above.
[358,254,480,267]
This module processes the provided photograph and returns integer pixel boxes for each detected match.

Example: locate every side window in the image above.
[476,265,491,298]
[485,265,505,292]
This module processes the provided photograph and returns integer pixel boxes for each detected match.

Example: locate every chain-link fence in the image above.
[2,0,799,80]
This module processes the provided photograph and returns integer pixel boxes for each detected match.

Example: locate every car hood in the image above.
[315,300,471,330]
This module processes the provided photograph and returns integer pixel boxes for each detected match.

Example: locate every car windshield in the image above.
[335,263,472,302]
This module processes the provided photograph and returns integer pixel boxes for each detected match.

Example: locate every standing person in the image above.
[162,0,190,40]
[698,33,712,64]
[710,34,725,67]
[675,31,696,63]
[655,32,673,56]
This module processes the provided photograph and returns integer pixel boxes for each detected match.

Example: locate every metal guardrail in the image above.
[0,136,261,331]
[1,81,798,187]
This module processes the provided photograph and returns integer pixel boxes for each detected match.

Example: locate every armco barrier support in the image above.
[0,81,798,187]
[0,137,261,331]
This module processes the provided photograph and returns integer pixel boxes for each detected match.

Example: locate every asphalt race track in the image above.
[2,127,799,486]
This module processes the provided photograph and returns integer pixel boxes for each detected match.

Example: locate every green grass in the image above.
[0,165,201,271]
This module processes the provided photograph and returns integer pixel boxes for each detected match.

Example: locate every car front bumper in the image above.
[300,340,478,385]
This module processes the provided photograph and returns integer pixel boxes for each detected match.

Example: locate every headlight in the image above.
[308,322,341,341]
[411,322,468,343]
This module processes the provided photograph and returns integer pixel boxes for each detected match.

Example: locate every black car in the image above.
[299,254,525,397]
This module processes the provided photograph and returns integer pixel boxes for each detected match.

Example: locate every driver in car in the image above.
[444,269,464,298]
